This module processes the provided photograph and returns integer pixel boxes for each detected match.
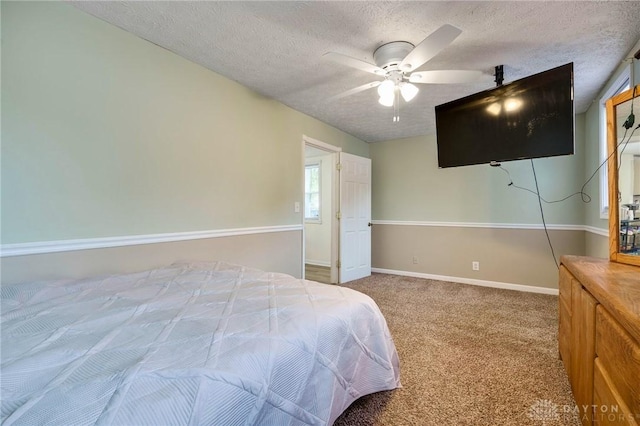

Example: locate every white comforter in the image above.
[1,262,400,425]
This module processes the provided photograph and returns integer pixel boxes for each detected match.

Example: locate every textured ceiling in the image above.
[71,1,640,143]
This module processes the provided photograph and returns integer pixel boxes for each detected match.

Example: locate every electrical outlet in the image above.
[472,261,480,271]
[412,256,418,264]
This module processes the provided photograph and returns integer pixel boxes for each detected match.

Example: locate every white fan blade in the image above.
[409,70,492,84]
[399,24,462,72]
[323,52,386,75]
[328,81,381,101]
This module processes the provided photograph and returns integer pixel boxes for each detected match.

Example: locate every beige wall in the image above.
[1,2,368,280]
[585,232,608,260]
[1,231,302,285]
[372,224,585,289]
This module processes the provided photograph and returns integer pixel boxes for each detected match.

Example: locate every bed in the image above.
[1,261,400,425]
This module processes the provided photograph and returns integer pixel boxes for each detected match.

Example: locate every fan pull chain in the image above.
[393,88,400,122]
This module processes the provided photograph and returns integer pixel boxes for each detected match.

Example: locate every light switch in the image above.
[294,202,300,213]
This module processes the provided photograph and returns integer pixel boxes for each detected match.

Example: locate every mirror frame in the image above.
[607,84,640,267]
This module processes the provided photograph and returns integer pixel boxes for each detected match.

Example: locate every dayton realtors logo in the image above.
[527,399,640,424]
[527,399,560,424]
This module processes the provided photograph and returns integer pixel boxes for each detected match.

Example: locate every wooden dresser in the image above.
[559,255,640,425]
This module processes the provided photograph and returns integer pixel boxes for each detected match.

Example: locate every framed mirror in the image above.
[607,84,640,266]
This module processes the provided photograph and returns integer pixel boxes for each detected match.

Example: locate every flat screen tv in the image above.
[435,63,574,168]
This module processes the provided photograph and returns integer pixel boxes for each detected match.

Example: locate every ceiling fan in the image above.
[324,24,490,121]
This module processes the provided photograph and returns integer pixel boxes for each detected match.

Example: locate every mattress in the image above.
[1,261,400,425]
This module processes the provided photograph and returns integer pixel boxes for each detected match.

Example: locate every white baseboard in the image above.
[1,225,303,258]
[371,267,559,295]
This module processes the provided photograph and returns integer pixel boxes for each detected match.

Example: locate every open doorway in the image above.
[303,136,340,284]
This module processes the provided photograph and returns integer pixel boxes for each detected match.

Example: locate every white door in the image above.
[339,152,372,283]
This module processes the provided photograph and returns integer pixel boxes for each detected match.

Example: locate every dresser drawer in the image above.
[595,305,640,422]
[593,359,638,425]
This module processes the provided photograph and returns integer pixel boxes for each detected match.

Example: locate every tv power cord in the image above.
[497,123,639,206]
[495,123,639,269]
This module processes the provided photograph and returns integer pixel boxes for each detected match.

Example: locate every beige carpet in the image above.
[334,273,580,426]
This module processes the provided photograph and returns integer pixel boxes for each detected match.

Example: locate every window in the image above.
[599,70,630,218]
[305,163,321,222]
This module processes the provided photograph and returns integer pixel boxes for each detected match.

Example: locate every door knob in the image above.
[368,222,372,227]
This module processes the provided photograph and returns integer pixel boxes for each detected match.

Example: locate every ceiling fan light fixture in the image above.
[377,80,395,98]
[324,24,475,122]
[378,95,394,107]
[400,82,419,102]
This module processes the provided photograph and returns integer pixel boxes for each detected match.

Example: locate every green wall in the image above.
[371,113,586,226]
[583,48,640,231]
[1,2,368,244]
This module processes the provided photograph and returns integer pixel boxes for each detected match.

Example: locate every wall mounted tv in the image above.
[435,63,574,168]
